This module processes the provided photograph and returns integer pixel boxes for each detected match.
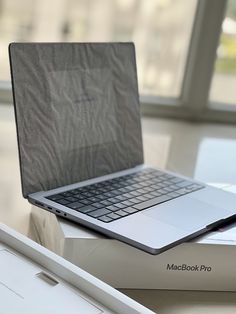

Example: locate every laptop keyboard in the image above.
[46,168,204,223]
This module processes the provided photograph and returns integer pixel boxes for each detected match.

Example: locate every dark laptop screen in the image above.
[9,43,143,197]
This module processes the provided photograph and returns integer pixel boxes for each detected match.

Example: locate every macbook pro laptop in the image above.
[9,42,236,254]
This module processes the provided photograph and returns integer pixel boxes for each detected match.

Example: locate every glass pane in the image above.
[0,0,196,97]
[210,0,236,105]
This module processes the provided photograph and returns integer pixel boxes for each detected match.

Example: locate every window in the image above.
[210,0,236,106]
[1,0,236,123]
[0,0,196,98]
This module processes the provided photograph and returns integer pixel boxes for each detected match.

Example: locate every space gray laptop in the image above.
[9,42,236,254]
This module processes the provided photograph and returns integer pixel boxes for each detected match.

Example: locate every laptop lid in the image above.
[9,43,143,198]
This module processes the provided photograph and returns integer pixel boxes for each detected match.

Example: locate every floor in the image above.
[2,104,236,313]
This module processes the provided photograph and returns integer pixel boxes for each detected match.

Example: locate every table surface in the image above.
[1,105,236,313]
[121,289,236,314]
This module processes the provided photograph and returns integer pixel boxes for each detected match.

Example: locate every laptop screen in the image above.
[9,43,143,197]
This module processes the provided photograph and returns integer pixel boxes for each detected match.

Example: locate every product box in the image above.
[31,185,236,291]
[0,223,154,314]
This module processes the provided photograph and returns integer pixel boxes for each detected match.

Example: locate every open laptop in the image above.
[9,42,236,255]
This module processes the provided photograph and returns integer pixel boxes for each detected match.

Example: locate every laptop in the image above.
[9,42,236,254]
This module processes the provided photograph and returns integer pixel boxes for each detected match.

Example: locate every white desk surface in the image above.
[121,289,236,314]
[2,106,236,313]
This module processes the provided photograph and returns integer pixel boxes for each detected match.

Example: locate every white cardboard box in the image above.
[0,223,154,314]
[31,186,236,292]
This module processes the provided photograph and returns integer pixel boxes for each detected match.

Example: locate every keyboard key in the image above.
[125,179,136,185]
[116,210,129,217]
[159,182,169,187]
[80,199,93,205]
[123,207,138,214]
[167,192,180,198]
[136,189,147,195]
[143,194,155,200]
[88,208,111,218]
[113,183,124,189]
[115,203,127,209]
[162,186,175,192]
[78,205,97,214]
[92,203,104,209]
[151,178,162,184]
[98,188,109,193]
[91,190,101,195]
[124,186,135,192]
[122,193,135,199]
[174,188,190,195]
[136,195,149,202]
[96,194,108,200]
[133,195,172,210]
[169,184,179,190]
[142,187,154,193]
[138,181,150,187]
[78,186,90,192]
[163,188,172,193]
[65,196,78,203]
[88,197,100,203]
[67,201,85,209]
[132,183,142,189]
[82,192,94,197]
[98,216,113,223]
[153,183,165,189]
[114,195,127,202]
[129,191,140,197]
[158,189,168,195]
[186,184,203,191]
[103,186,113,192]
[56,199,70,205]
[100,200,113,206]
[107,213,120,220]
[118,187,130,193]
[110,183,121,189]
[110,190,122,196]
[128,198,141,204]
[150,191,162,197]
[73,194,86,200]
[106,205,119,212]
[121,200,135,206]
[176,181,193,188]
[104,192,116,198]
[170,177,183,184]
[163,186,177,192]
[107,198,119,204]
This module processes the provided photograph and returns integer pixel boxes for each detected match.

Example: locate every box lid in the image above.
[0,223,154,313]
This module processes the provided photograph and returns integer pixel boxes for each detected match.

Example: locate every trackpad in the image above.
[143,196,230,231]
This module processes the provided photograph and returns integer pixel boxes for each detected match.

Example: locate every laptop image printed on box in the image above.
[9,42,236,255]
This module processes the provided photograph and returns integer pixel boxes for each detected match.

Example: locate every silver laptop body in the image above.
[9,42,236,254]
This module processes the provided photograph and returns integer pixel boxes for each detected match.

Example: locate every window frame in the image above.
[142,0,236,123]
[2,0,236,123]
